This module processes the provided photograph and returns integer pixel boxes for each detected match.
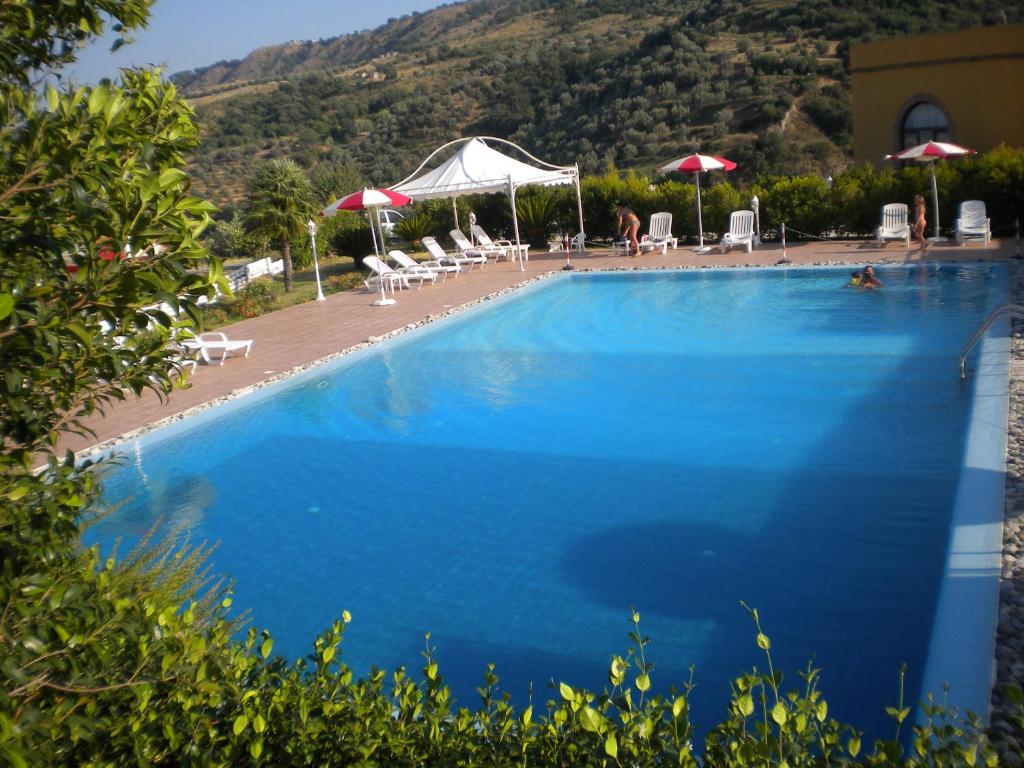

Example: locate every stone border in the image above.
[991,260,1023,762]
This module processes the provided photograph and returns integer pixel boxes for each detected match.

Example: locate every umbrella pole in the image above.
[928,161,944,242]
[452,198,460,232]
[694,172,711,253]
[370,206,395,307]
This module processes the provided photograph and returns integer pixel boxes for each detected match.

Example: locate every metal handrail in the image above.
[960,303,1024,378]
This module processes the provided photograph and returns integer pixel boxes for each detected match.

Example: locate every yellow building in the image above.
[851,24,1024,164]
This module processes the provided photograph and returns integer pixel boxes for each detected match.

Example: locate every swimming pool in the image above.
[88,264,1008,736]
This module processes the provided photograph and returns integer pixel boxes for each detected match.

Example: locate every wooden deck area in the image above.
[64,238,1017,456]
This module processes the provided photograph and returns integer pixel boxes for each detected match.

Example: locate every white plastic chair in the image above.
[719,210,756,253]
[548,233,586,253]
[876,203,911,247]
[639,212,678,254]
[389,250,450,281]
[423,236,485,271]
[954,200,991,245]
[181,332,253,366]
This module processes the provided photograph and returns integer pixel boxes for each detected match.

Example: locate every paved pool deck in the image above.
[63,237,1017,456]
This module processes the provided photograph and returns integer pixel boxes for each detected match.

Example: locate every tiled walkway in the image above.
[65,239,1016,455]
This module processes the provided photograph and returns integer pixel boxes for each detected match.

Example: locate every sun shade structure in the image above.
[658,153,737,252]
[392,137,585,272]
[886,141,975,241]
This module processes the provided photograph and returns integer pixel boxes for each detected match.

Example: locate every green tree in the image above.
[243,159,315,291]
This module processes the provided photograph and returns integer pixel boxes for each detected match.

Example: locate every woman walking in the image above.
[913,194,928,251]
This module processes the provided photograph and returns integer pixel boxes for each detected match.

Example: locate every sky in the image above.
[70,0,446,84]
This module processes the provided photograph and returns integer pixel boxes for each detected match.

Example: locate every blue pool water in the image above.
[89,264,1007,736]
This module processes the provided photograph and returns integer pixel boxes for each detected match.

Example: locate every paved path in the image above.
[65,238,1016,455]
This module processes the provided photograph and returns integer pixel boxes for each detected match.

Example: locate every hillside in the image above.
[173,0,1020,207]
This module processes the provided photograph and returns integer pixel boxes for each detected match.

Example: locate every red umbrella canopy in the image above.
[886,141,975,162]
[658,153,737,174]
[322,187,412,216]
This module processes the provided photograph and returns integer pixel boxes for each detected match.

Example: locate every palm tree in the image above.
[243,159,314,292]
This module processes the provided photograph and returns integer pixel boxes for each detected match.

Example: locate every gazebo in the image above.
[392,137,586,271]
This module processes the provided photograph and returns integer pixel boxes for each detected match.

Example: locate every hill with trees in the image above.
[176,0,1020,207]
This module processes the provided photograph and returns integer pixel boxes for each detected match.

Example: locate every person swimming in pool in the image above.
[860,265,882,289]
[615,200,641,257]
[848,271,862,287]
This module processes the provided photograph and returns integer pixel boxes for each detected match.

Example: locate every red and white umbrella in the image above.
[886,141,975,241]
[658,153,738,252]
[659,154,738,174]
[322,188,413,306]
[321,187,411,216]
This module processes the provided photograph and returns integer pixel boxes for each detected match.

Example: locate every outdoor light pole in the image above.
[307,219,325,302]
[751,194,760,247]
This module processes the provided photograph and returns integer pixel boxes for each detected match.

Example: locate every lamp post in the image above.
[750,194,760,247]
[307,219,325,302]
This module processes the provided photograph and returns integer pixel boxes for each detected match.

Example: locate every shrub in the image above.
[395,212,435,247]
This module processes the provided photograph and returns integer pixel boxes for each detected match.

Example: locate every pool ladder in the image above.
[960,303,1024,379]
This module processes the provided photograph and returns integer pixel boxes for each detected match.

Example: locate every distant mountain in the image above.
[172,0,1020,207]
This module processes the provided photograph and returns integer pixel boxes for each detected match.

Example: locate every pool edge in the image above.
[919,317,1010,721]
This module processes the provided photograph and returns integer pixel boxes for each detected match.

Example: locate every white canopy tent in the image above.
[392,137,585,271]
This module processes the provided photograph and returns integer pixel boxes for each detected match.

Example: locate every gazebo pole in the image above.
[509,179,525,272]
[452,198,460,233]
[573,165,586,250]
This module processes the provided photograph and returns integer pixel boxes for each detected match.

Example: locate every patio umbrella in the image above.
[658,153,737,253]
[886,141,975,241]
[322,188,412,306]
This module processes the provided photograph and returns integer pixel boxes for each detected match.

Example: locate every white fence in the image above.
[227,257,284,292]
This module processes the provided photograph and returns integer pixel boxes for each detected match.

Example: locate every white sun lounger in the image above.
[181,332,253,366]
[470,224,529,263]
[423,236,485,271]
[449,230,495,265]
[876,203,911,247]
[954,200,991,245]
[719,210,756,253]
[389,249,451,281]
[639,212,678,254]
[363,255,437,291]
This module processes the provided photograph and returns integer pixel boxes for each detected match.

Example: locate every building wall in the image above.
[851,25,1024,164]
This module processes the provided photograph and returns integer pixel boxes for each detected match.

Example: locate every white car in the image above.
[378,209,406,238]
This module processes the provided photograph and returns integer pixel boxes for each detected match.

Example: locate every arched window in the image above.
[901,102,951,147]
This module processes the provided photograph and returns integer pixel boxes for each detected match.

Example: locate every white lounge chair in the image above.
[363,255,437,291]
[181,332,253,366]
[876,203,911,247]
[167,341,199,375]
[389,250,450,281]
[954,200,991,245]
[449,230,494,265]
[719,210,756,253]
[639,212,678,254]
[470,224,529,263]
[423,236,485,271]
